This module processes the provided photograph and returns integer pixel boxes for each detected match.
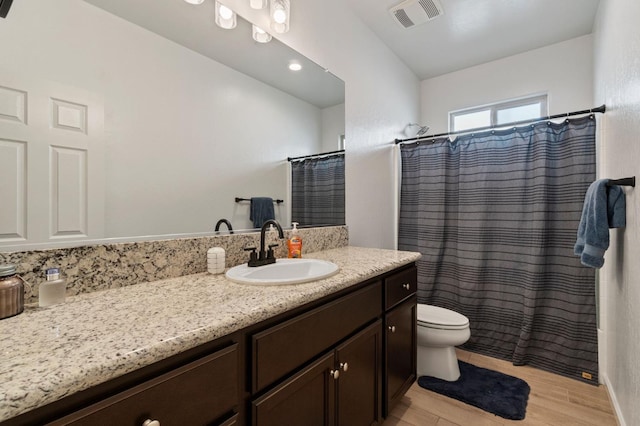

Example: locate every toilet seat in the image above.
[417,304,469,330]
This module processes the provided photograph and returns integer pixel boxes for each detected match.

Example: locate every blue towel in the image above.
[250,197,275,228]
[574,179,626,268]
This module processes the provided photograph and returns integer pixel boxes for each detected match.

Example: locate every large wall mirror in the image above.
[0,0,345,251]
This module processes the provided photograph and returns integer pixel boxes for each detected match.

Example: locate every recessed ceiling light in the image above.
[288,62,302,71]
[183,0,205,4]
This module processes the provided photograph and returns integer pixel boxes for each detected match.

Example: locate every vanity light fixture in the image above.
[270,0,290,33]
[250,0,267,9]
[215,1,237,29]
[183,0,205,4]
[252,25,272,43]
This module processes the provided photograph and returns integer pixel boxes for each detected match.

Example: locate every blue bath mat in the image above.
[418,361,530,420]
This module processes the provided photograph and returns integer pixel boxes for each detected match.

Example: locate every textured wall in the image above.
[226,0,421,250]
[421,35,594,134]
[593,0,640,424]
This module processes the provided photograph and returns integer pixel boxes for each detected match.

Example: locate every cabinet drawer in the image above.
[52,343,239,426]
[252,281,382,393]
[385,266,417,310]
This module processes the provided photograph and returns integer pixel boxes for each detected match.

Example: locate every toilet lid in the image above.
[417,304,469,330]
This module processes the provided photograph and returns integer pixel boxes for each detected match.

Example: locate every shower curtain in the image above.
[398,116,598,383]
[291,154,345,226]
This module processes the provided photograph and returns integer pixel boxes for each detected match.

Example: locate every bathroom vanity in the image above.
[0,246,419,425]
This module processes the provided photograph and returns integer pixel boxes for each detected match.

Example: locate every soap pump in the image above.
[287,222,302,258]
[39,267,66,307]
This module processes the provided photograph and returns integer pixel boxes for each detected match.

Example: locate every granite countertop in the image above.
[0,246,420,422]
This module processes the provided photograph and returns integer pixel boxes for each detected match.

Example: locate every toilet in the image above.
[417,304,471,381]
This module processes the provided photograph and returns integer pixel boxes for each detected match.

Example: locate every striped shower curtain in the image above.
[291,153,345,226]
[398,116,598,383]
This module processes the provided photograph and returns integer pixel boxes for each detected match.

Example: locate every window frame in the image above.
[449,94,548,133]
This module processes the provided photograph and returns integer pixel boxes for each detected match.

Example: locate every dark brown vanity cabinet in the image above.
[3,263,418,426]
[383,265,418,417]
[250,282,383,426]
[50,343,240,426]
[252,321,382,426]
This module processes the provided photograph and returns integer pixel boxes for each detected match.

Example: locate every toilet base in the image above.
[417,345,461,381]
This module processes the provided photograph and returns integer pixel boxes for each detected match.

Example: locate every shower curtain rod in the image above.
[287,149,345,162]
[394,104,606,145]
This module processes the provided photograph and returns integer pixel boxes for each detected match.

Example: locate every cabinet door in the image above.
[252,282,382,393]
[336,320,382,426]
[252,352,336,426]
[51,344,239,426]
[384,297,417,417]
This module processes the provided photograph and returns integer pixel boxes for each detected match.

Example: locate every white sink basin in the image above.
[225,258,339,286]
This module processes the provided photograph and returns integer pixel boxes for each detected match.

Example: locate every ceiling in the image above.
[83,0,601,104]
[84,0,345,109]
[344,0,601,79]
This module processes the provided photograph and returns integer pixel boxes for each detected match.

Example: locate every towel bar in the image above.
[606,177,635,187]
[235,197,284,204]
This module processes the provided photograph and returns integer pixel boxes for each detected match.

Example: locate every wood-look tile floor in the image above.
[384,349,618,426]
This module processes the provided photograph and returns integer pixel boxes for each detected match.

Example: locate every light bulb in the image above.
[270,0,289,33]
[273,8,286,24]
[252,25,272,43]
[250,0,267,9]
[219,5,233,20]
[215,1,237,29]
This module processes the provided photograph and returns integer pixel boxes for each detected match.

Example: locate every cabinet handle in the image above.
[388,325,396,333]
[340,362,349,372]
[402,283,411,290]
[330,369,340,379]
[142,420,160,426]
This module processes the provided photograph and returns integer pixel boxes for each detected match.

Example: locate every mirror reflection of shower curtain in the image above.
[291,154,345,227]
[398,116,598,384]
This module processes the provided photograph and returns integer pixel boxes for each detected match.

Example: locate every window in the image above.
[449,94,548,132]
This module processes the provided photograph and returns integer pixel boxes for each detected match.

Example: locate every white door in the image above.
[0,71,104,248]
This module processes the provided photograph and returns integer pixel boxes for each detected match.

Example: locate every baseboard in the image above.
[603,373,626,426]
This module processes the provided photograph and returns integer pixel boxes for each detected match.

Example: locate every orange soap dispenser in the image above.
[287,222,303,258]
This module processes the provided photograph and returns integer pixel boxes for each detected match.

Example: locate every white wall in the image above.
[0,0,324,237]
[593,0,640,424]
[229,0,421,249]
[421,35,594,134]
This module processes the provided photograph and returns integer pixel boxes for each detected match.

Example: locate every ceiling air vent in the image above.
[389,0,444,29]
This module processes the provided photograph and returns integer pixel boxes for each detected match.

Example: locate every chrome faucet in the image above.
[214,218,234,234]
[246,219,284,267]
